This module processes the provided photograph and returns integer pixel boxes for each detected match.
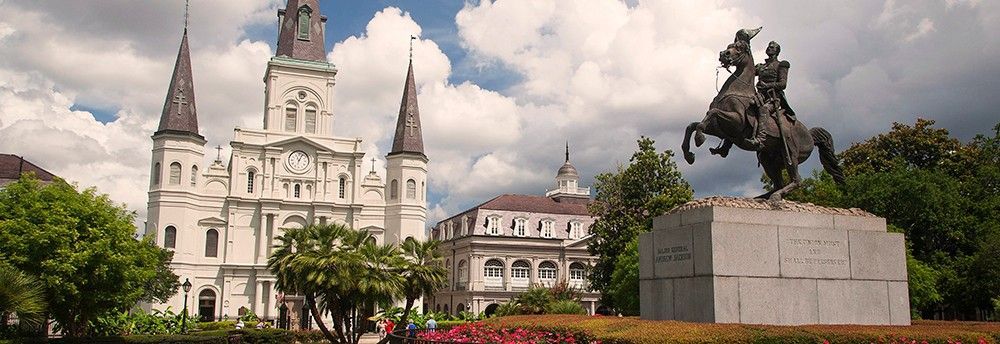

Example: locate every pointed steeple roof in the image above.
[388,57,425,157]
[155,29,201,139]
[276,0,327,62]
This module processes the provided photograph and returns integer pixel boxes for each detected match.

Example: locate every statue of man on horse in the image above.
[681,27,845,201]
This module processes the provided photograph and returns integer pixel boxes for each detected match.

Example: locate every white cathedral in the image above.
[143,0,427,325]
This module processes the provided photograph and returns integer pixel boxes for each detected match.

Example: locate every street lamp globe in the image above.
[182,278,192,293]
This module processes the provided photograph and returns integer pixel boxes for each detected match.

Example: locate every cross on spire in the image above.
[405,114,418,136]
[409,35,416,61]
[184,0,190,33]
[172,90,188,115]
[215,145,223,162]
[371,157,376,173]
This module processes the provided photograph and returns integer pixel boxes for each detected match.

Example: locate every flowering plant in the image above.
[416,322,598,344]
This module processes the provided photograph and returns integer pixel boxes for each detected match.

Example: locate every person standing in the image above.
[425,317,437,332]
[385,319,395,337]
[376,319,386,339]
[406,320,417,337]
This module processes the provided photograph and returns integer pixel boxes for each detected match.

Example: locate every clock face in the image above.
[287,151,310,172]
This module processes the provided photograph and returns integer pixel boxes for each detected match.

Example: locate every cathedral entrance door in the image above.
[198,289,217,322]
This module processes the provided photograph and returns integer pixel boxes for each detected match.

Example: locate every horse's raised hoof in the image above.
[709,147,729,158]
[694,132,706,147]
[684,151,695,165]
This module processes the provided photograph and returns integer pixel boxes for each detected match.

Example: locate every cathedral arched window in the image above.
[511,260,530,287]
[205,228,219,257]
[338,177,346,199]
[164,226,176,249]
[153,162,161,185]
[305,105,317,134]
[406,179,416,199]
[294,184,301,198]
[297,6,312,40]
[169,162,182,185]
[247,171,255,194]
[190,166,198,187]
[285,105,297,132]
[390,179,398,199]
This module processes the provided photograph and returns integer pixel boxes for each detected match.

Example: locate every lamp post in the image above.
[182,278,192,333]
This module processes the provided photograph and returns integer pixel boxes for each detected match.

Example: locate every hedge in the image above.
[0,328,309,344]
[486,315,1000,344]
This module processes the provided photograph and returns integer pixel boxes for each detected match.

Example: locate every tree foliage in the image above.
[268,224,446,344]
[0,175,178,336]
[785,119,1000,319]
[608,237,640,316]
[587,137,692,311]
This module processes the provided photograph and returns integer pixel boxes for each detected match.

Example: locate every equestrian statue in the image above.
[681,27,846,201]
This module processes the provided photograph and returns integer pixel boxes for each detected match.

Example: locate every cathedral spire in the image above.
[275,0,327,62]
[388,37,424,157]
[156,17,201,138]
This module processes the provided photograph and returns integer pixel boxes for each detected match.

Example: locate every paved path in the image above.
[358,333,382,344]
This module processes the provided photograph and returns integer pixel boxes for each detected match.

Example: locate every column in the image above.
[257,213,268,264]
[262,281,271,320]
[503,258,512,291]
[255,281,264,314]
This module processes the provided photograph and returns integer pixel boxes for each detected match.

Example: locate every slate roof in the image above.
[275,0,327,62]
[155,30,201,138]
[388,59,425,157]
[479,194,590,216]
[0,154,55,184]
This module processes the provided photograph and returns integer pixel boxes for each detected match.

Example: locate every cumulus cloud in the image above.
[1,0,998,229]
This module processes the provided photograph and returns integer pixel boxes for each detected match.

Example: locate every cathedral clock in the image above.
[286,150,310,173]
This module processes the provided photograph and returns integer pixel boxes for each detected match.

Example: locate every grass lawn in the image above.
[486,315,1000,343]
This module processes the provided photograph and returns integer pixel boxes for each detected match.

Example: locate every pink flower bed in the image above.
[416,322,598,344]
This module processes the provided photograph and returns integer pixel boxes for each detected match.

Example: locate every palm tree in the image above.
[396,238,448,329]
[268,224,406,344]
[0,264,47,329]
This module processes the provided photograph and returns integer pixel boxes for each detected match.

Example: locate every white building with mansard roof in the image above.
[428,145,605,317]
[143,0,427,326]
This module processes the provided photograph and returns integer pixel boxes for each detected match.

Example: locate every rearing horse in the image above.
[681,36,845,201]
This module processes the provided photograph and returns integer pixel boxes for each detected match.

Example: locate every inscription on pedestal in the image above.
[656,245,692,263]
[778,227,850,278]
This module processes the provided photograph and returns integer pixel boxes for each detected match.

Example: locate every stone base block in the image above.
[640,202,911,325]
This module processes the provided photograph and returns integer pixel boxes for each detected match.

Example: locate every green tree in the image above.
[396,238,448,330]
[270,223,416,344]
[0,264,47,329]
[607,237,640,316]
[786,120,1000,319]
[587,137,692,311]
[0,175,178,336]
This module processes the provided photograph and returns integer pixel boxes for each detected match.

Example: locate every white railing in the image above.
[545,186,590,197]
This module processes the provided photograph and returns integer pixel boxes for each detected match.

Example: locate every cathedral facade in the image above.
[144,0,427,324]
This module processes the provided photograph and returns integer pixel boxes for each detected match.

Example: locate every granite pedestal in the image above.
[639,199,910,325]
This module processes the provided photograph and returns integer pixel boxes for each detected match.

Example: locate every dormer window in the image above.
[513,218,527,237]
[297,6,312,40]
[487,216,501,235]
[540,220,554,238]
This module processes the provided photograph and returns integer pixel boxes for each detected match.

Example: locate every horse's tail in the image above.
[810,127,846,185]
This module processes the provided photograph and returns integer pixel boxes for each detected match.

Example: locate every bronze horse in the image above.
[681,37,845,201]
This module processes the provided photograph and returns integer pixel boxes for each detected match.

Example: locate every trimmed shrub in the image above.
[193,321,235,332]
